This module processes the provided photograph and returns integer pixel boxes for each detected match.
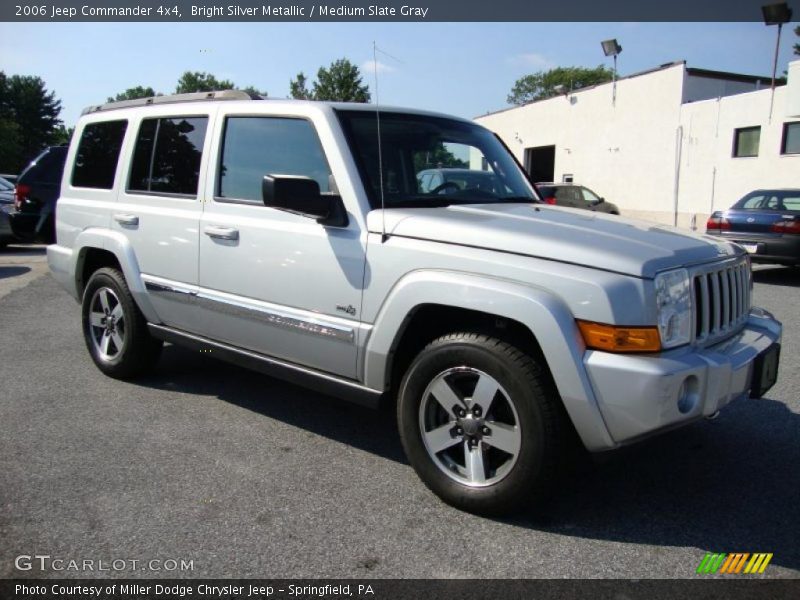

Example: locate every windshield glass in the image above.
[336,110,537,208]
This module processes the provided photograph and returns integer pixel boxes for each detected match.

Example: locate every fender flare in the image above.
[363,270,615,451]
[73,228,161,324]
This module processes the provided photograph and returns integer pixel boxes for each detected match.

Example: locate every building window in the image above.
[71,120,128,189]
[129,116,208,196]
[732,126,760,158]
[781,122,800,155]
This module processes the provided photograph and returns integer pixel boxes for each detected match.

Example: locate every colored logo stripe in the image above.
[696,553,773,574]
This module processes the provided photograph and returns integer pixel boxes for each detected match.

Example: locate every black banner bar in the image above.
[2,579,800,600]
[2,0,798,22]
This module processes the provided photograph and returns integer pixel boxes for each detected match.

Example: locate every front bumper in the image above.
[584,308,782,445]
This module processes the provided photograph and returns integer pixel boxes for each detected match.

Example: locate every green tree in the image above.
[0,118,21,174]
[241,86,268,98]
[0,72,63,172]
[290,59,370,103]
[53,124,74,146]
[289,72,312,100]
[107,86,158,103]
[507,65,614,106]
[175,71,235,94]
[0,72,21,171]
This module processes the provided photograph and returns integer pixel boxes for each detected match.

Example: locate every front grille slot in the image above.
[692,260,750,345]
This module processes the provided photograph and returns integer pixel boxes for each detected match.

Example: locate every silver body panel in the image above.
[48,97,783,453]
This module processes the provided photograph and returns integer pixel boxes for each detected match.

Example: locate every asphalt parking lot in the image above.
[1,246,798,579]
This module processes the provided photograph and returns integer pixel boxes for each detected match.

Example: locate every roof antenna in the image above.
[373,41,388,243]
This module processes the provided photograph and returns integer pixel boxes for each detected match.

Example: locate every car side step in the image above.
[148,323,383,409]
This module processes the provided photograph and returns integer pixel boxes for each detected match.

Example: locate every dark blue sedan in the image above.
[706,189,800,267]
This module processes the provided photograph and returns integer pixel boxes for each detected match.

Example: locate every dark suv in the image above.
[535,183,620,215]
[11,146,68,243]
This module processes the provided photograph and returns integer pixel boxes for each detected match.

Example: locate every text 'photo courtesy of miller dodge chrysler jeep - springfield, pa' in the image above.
[47,91,782,515]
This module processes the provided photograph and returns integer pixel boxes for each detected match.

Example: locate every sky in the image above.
[1,21,799,127]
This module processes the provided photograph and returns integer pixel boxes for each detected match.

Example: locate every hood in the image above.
[367,203,743,278]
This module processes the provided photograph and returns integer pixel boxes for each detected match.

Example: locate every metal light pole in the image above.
[762,3,793,122]
[601,39,622,106]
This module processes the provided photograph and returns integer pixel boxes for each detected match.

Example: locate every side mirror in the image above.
[596,197,605,204]
[262,175,348,227]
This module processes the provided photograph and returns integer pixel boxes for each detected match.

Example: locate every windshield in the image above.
[336,110,537,208]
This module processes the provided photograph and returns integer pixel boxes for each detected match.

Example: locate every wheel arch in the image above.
[363,270,615,451]
[72,229,160,323]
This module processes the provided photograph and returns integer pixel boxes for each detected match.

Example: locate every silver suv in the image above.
[48,92,782,515]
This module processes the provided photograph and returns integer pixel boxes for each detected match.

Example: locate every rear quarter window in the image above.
[71,121,128,189]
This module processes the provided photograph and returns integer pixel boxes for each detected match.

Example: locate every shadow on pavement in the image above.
[140,344,407,465]
[0,265,31,280]
[0,245,46,258]
[501,396,800,572]
[141,345,799,572]
[752,266,800,288]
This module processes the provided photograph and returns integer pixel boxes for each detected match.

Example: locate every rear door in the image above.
[111,109,214,332]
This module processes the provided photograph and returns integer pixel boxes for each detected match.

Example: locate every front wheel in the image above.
[397,333,564,516]
[82,267,162,379]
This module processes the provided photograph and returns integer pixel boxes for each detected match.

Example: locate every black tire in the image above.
[397,332,564,516]
[81,267,162,379]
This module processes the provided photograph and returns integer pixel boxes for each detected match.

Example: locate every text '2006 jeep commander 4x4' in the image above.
[48,91,782,515]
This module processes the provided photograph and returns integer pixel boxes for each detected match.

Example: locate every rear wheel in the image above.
[397,332,564,515]
[82,267,162,379]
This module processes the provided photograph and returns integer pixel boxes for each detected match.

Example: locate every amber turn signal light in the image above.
[577,320,661,353]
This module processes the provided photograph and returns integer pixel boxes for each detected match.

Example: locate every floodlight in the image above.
[601,39,622,57]
[761,2,792,25]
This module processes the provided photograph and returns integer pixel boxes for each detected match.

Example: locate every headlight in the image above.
[654,268,692,349]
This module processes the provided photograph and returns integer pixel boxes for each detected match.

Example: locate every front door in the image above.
[196,114,365,379]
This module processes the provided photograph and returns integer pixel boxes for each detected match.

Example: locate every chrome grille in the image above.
[692,259,750,345]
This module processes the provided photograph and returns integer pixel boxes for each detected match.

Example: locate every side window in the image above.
[554,187,573,204]
[782,196,800,210]
[71,121,128,189]
[129,116,208,196]
[581,187,600,204]
[218,117,331,203]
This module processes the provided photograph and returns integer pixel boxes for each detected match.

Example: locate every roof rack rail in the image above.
[81,90,261,115]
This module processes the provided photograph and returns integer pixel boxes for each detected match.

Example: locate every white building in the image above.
[475,60,800,229]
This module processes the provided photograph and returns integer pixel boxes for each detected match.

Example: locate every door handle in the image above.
[113,213,139,226]
[204,225,239,241]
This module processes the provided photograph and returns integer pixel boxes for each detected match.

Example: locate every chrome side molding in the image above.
[141,274,358,344]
